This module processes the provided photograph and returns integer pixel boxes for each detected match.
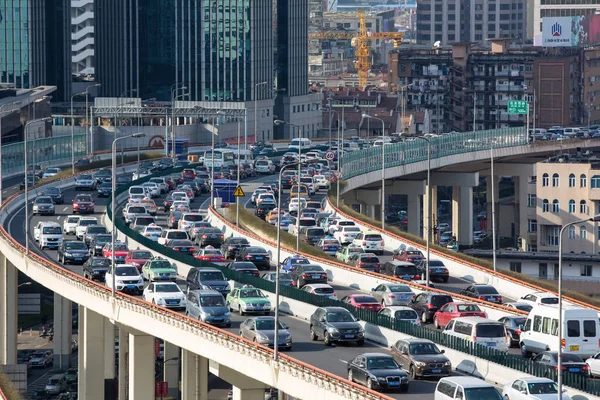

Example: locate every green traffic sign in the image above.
[507,100,528,115]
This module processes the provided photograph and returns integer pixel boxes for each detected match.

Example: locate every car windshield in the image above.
[388,285,411,293]
[464,388,502,400]
[240,289,264,298]
[367,357,399,370]
[76,195,93,202]
[92,258,110,267]
[255,319,285,330]
[199,295,225,306]
[409,342,441,355]
[42,227,61,234]
[457,304,482,312]
[527,382,557,394]
[113,243,128,251]
[169,232,188,239]
[150,260,172,269]
[48,379,60,385]
[155,284,180,293]
[132,251,152,259]
[513,304,533,312]
[395,310,418,320]
[475,324,505,338]
[115,267,139,276]
[65,242,87,250]
[45,188,60,194]
[36,197,52,204]
[67,217,80,223]
[476,286,499,295]
[326,312,355,322]
[79,219,97,226]
[200,271,225,281]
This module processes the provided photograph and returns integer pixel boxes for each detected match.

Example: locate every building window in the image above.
[542,173,549,187]
[581,226,587,240]
[539,263,548,279]
[568,225,576,239]
[547,227,559,246]
[510,262,522,272]
[552,173,559,187]
[527,244,537,252]
[581,265,592,277]
[581,174,587,187]
[542,199,549,212]
[552,199,559,213]
[569,200,576,213]
[528,219,537,232]
[527,194,536,208]
[591,175,600,188]
[581,200,588,214]
[529,176,537,184]
[569,173,576,187]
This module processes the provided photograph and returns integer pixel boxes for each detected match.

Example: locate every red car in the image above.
[392,249,424,264]
[125,250,153,271]
[182,169,196,180]
[72,194,95,214]
[341,294,383,312]
[433,302,487,329]
[194,248,226,263]
[102,242,129,263]
[165,177,176,191]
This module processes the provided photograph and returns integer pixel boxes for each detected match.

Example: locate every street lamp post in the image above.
[255,81,267,148]
[25,117,52,254]
[361,114,386,229]
[558,215,600,395]
[71,91,88,174]
[0,101,21,207]
[171,89,188,159]
[236,119,241,226]
[84,83,101,155]
[111,133,145,297]
[18,282,32,288]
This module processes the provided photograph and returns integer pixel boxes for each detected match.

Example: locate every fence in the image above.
[342,127,527,179]
[107,163,600,396]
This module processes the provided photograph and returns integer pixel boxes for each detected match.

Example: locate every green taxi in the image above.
[141,258,177,282]
[226,286,272,316]
[336,245,363,263]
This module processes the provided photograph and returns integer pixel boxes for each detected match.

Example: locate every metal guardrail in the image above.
[342,127,527,180]
[0,164,393,400]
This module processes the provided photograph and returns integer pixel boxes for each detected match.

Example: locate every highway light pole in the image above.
[558,215,600,395]
[171,90,188,159]
[0,101,21,207]
[71,91,87,174]
[84,83,101,155]
[254,81,267,147]
[236,119,241,226]
[111,133,145,298]
[24,117,51,255]
[361,114,386,229]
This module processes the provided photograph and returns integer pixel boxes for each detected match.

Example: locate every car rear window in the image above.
[430,295,453,307]
[567,320,580,337]
[364,234,382,241]
[353,296,376,303]
[360,255,379,262]
[168,231,188,239]
[299,219,316,227]
[476,286,499,295]
[303,265,323,272]
[43,227,61,234]
[306,229,325,236]
[135,217,155,225]
[395,310,418,320]
[339,221,354,226]
[475,324,505,338]
[314,287,334,294]
[132,251,152,259]
[540,297,559,304]
[129,207,146,213]
[395,265,417,276]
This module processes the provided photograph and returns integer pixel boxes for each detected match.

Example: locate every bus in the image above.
[201,149,235,169]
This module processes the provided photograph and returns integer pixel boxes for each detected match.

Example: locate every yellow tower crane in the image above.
[309,10,404,90]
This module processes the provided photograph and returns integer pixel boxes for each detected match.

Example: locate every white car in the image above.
[132,170,151,180]
[128,194,146,204]
[313,175,330,190]
[141,225,163,241]
[288,198,307,213]
[42,167,62,179]
[586,352,600,377]
[254,159,275,174]
[63,215,80,235]
[75,217,99,240]
[251,189,269,204]
[328,220,356,235]
[519,292,559,307]
[171,191,191,204]
[148,178,169,193]
[256,193,276,207]
[378,306,420,325]
[143,282,186,309]
[299,177,316,195]
[333,226,362,245]
[171,201,190,212]
[288,217,316,236]
[158,229,189,245]
[502,377,570,400]
[300,284,337,300]
[105,264,144,294]
[141,182,160,198]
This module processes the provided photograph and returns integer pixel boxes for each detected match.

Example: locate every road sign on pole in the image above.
[325,151,335,161]
[507,100,528,114]
[233,185,245,197]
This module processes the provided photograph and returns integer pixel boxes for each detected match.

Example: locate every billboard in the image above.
[541,15,600,47]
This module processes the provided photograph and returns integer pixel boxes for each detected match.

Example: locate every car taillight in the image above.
[357,262,364,267]
[472,335,476,341]
[497,296,503,302]
[583,365,590,371]
[220,235,224,238]
[561,338,566,348]
[388,295,396,299]
[414,275,420,279]
[246,255,252,259]
[478,296,486,300]
[381,241,385,246]
[427,304,435,309]
[202,235,208,238]
[302,273,310,278]
[516,329,521,335]
[321,273,327,278]
[362,241,366,246]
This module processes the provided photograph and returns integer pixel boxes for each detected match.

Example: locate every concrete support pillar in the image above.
[452,186,474,246]
[77,305,86,396]
[181,349,208,400]
[118,327,130,400]
[53,293,72,371]
[164,341,180,398]
[128,332,155,400]
[232,388,265,400]
[104,321,115,379]
[487,175,499,239]
[515,175,529,250]
[407,194,420,236]
[366,204,377,220]
[80,307,105,400]
[423,186,438,241]
[0,255,17,365]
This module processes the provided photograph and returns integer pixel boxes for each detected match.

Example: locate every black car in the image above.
[74,158,90,167]
[139,160,157,172]
[236,246,271,270]
[195,227,225,247]
[90,234,112,256]
[347,353,409,392]
[82,257,111,282]
[309,306,364,346]
[459,284,503,304]
[158,157,174,170]
[83,225,109,248]
[186,267,230,295]
[220,237,250,259]
[255,202,276,220]
[409,293,454,323]
[58,241,90,265]
[97,182,112,197]
[20,174,36,190]
[415,259,449,283]
[299,227,326,246]
[193,178,208,194]
[531,351,590,376]
[499,316,527,348]
[290,264,327,287]
[166,239,195,255]
[42,187,64,204]
[94,168,112,183]
[226,261,260,277]
[115,176,131,187]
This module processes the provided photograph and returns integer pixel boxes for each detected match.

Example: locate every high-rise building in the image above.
[0,0,71,101]
[529,0,600,40]
[71,0,95,76]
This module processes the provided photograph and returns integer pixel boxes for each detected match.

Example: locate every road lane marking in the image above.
[62,207,68,211]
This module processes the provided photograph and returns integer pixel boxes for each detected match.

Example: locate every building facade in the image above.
[529,0,600,40]
[71,0,95,76]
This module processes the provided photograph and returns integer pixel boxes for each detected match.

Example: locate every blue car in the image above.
[279,255,311,272]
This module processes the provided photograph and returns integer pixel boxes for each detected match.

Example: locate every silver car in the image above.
[32,196,55,215]
[239,316,292,350]
[185,290,231,327]
[370,283,415,306]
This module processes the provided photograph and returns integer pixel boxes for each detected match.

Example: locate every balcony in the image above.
[588,188,600,201]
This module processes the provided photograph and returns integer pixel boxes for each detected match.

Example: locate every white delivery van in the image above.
[128,186,146,198]
[35,222,64,250]
[443,317,508,352]
[520,304,600,358]
[434,376,502,400]
[288,138,312,151]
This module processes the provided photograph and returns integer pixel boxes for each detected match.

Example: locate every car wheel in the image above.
[310,326,318,341]
[356,338,364,346]
[421,312,428,323]
[505,335,512,349]
[410,365,418,380]
[239,305,244,316]
[323,331,332,346]
[520,343,531,358]
[443,278,449,283]
[347,370,353,382]
[434,317,440,329]
[366,378,373,390]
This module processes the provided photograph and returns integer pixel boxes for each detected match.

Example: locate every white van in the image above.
[34,222,64,250]
[443,317,508,352]
[128,186,146,198]
[520,304,600,358]
[288,138,312,151]
[434,376,502,400]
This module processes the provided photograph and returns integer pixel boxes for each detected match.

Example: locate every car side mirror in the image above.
[359,363,365,368]
[282,324,288,329]
[440,349,445,354]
